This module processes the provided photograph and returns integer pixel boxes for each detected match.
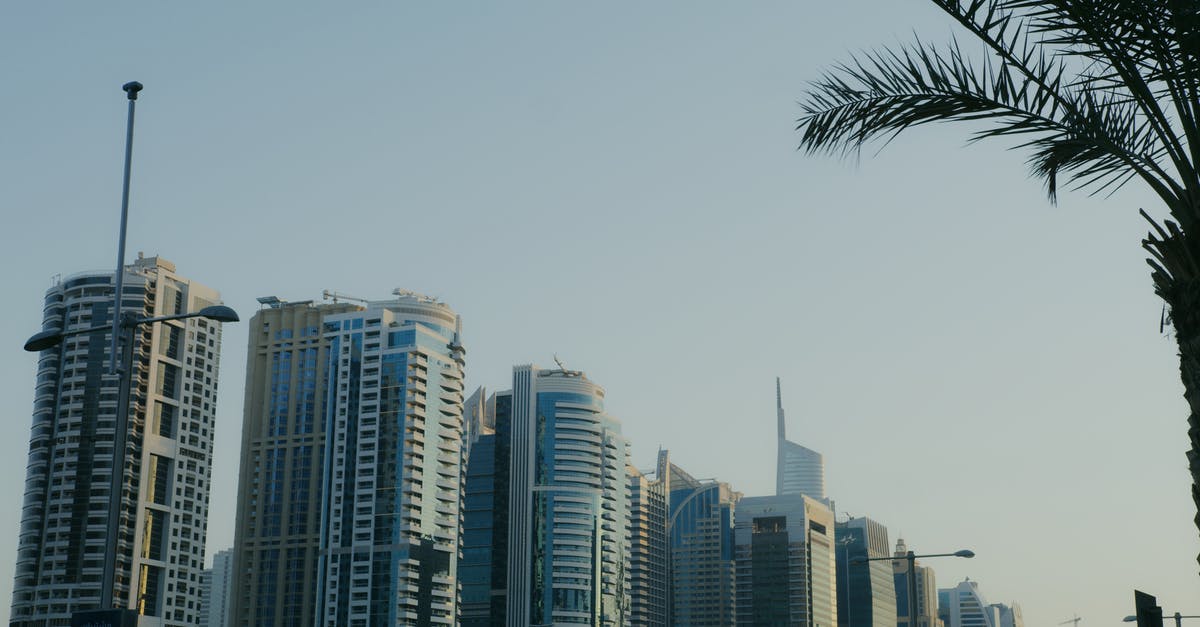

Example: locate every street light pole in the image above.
[99,313,137,609]
[906,552,918,627]
[838,535,853,627]
[109,81,142,376]
[852,549,973,627]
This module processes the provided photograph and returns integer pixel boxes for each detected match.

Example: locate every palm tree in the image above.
[796,0,1200,570]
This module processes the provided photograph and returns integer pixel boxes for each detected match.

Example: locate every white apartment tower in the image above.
[315,292,466,626]
[11,256,226,626]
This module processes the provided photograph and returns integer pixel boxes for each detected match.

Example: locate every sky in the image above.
[1,2,1196,624]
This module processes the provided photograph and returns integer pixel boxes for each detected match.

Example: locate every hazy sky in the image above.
[1,2,1195,623]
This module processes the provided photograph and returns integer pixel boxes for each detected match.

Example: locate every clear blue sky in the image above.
[0,2,1194,623]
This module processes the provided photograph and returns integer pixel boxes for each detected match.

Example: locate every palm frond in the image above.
[797,36,1176,204]
[1002,1,1199,190]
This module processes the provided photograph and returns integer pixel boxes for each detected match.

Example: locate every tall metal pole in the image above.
[907,552,919,627]
[101,316,136,609]
[109,81,142,375]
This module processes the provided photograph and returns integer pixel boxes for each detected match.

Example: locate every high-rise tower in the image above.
[733,494,837,627]
[938,578,998,627]
[775,378,826,501]
[628,463,668,627]
[461,389,511,627]
[201,548,234,627]
[315,292,466,626]
[229,298,359,626]
[664,451,738,626]
[11,256,226,626]
[504,365,630,627]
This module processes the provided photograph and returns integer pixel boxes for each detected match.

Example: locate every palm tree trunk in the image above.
[1159,276,1200,575]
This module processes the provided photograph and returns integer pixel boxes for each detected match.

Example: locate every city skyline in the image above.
[1,2,1195,624]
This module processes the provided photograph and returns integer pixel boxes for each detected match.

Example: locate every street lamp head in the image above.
[1123,616,1138,623]
[23,329,64,352]
[197,305,239,323]
[954,549,975,558]
[123,81,143,100]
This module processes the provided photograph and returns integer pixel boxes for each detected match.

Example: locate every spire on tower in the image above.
[776,377,786,442]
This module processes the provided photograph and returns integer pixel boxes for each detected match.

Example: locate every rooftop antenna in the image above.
[553,354,567,372]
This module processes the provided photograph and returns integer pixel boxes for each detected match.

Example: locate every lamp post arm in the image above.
[24,307,237,353]
[134,312,203,326]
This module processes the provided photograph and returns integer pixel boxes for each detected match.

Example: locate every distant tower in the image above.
[665,452,738,626]
[202,548,234,627]
[775,378,827,500]
[734,494,837,626]
[628,464,668,627]
[939,579,998,627]
[835,517,897,627]
[461,388,507,626]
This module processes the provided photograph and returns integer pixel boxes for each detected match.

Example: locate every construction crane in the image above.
[322,289,369,305]
[1059,615,1082,627]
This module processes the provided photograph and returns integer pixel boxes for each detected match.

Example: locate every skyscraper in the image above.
[315,292,466,625]
[664,451,738,626]
[938,579,997,627]
[229,298,359,626]
[11,256,226,626]
[461,388,508,627]
[628,463,668,627]
[733,494,837,627]
[504,364,630,626]
[775,378,826,501]
[201,548,234,627]
[835,517,897,627]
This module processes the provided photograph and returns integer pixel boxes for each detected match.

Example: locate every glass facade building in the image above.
[229,299,359,626]
[315,293,466,626]
[11,256,226,626]
[664,452,738,627]
[505,365,630,626]
[835,517,896,627]
[461,389,510,626]
[733,494,836,627]
[938,579,997,627]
